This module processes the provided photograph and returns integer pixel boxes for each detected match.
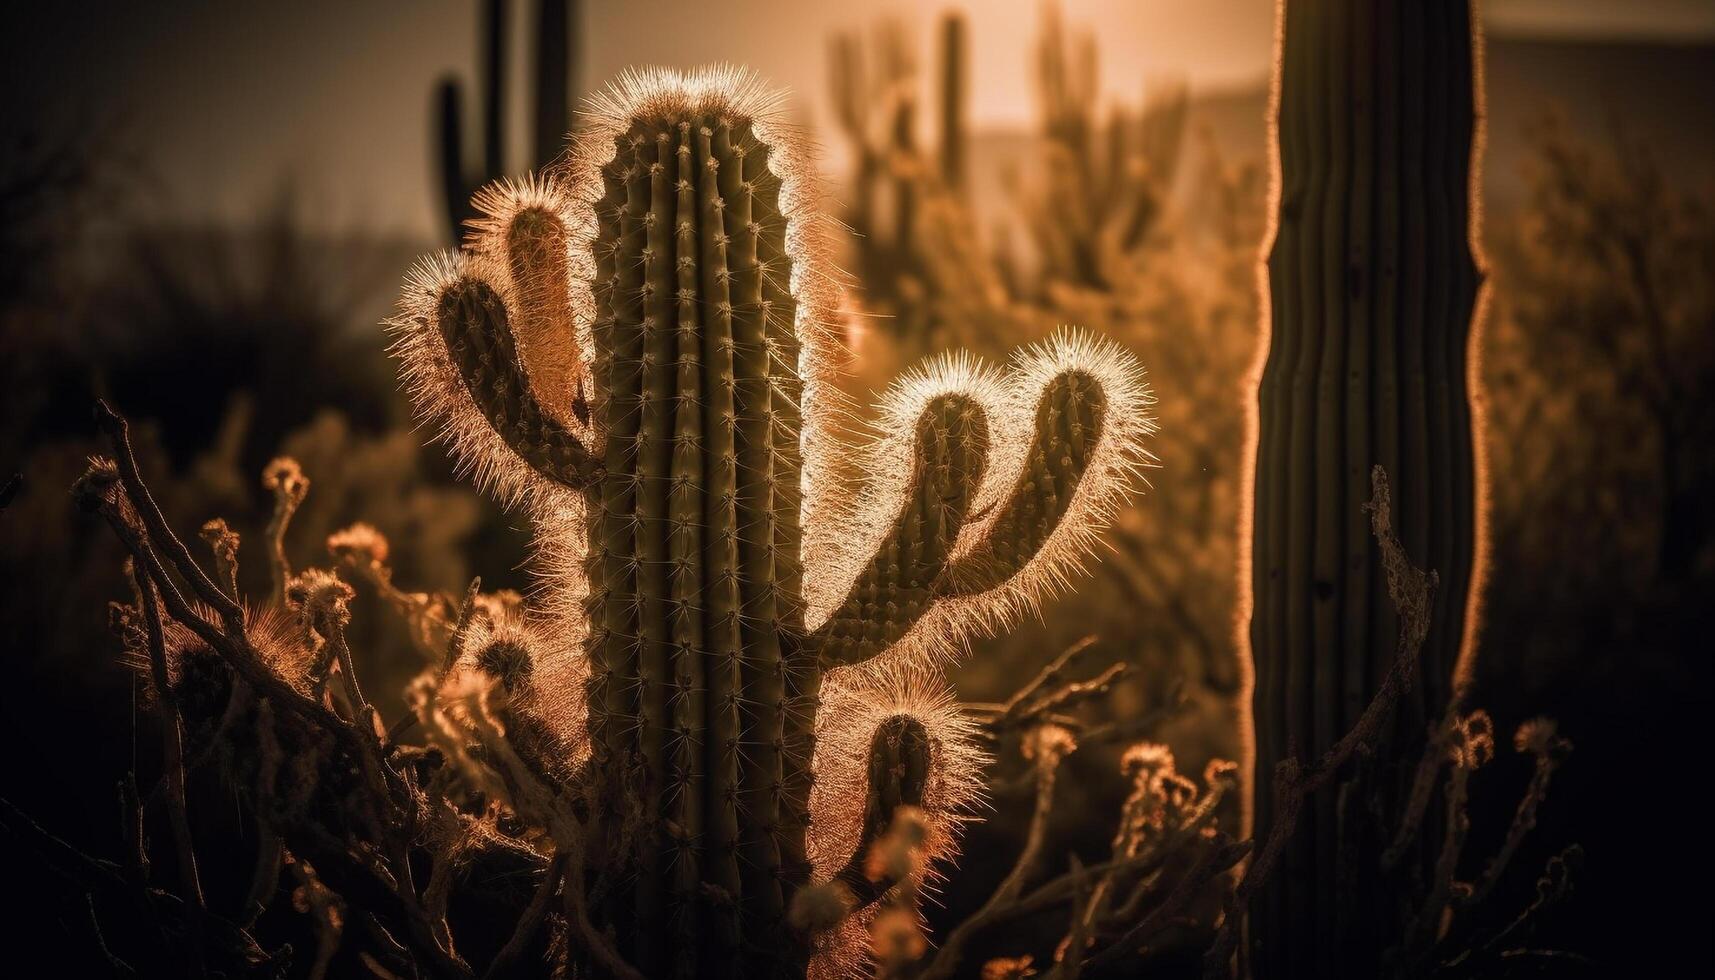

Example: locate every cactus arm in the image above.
[532,0,573,171]
[799,670,987,978]
[813,393,989,668]
[829,715,930,913]
[941,370,1105,595]
[927,336,1154,639]
[436,79,472,240]
[432,276,599,489]
[480,0,506,182]
[497,204,583,425]
[808,334,1152,671]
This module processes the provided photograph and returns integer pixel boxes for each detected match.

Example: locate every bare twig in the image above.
[262,457,309,605]
[0,796,274,968]
[1029,662,1133,719]
[243,698,285,928]
[1399,717,1487,964]
[0,470,21,511]
[86,893,138,975]
[1473,845,1582,962]
[128,562,208,979]
[919,725,1075,980]
[444,576,485,675]
[1049,856,1093,980]
[93,401,242,627]
[1381,708,1460,871]
[285,852,346,980]
[1463,721,1571,908]
[485,853,569,980]
[1086,838,1250,970]
[75,424,476,980]
[1079,677,1188,747]
[117,775,149,887]
[1202,466,1438,980]
[198,518,241,599]
[995,636,1099,726]
[330,522,462,659]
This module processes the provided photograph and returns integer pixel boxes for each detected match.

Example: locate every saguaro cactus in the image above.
[391,68,1154,978]
[1245,1,1483,976]
[437,0,580,242]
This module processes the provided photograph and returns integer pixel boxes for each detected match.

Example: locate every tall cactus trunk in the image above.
[1246,1,1483,976]
[583,115,814,978]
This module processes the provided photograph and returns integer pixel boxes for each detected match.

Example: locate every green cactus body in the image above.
[1246,2,1482,975]
[394,68,1155,979]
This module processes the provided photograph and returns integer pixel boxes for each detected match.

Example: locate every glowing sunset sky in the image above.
[6,0,1711,241]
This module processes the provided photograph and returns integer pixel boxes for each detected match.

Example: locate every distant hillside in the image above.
[949,34,1715,240]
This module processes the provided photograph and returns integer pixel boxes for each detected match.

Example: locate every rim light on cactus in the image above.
[388,65,1156,978]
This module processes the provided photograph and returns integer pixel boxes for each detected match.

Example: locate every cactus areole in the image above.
[391,68,1155,979]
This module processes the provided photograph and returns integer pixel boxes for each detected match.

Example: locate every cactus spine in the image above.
[393,68,1154,978]
[1246,1,1483,975]
[437,0,580,242]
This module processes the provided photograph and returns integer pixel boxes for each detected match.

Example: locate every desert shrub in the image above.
[1483,116,1715,674]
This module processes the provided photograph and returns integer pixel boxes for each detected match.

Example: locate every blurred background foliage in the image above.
[2,1,1711,974]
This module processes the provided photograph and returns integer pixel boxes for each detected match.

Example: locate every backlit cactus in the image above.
[1245,1,1484,975]
[391,67,1154,978]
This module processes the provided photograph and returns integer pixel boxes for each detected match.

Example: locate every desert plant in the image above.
[438,0,581,242]
[1243,1,1485,974]
[828,12,970,332]
[1013,1,1187,293]
[1486,117,1715,604]
[390,67,1154,978]
[54,440,1574,980]
[1213,469,1578,980]
[817,6,1256,798]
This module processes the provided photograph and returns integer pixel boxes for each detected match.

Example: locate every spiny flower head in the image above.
[327,522,390,566]
[286,568,354,626]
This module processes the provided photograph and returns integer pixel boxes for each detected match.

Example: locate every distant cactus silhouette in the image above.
[437,0,580,243]
[391,67,1155,977]
[828,13,972,335]
[1023,1,1186,291]
[938,13,967,192]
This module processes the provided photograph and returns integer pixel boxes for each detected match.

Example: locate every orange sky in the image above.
[9,1,1712,242]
